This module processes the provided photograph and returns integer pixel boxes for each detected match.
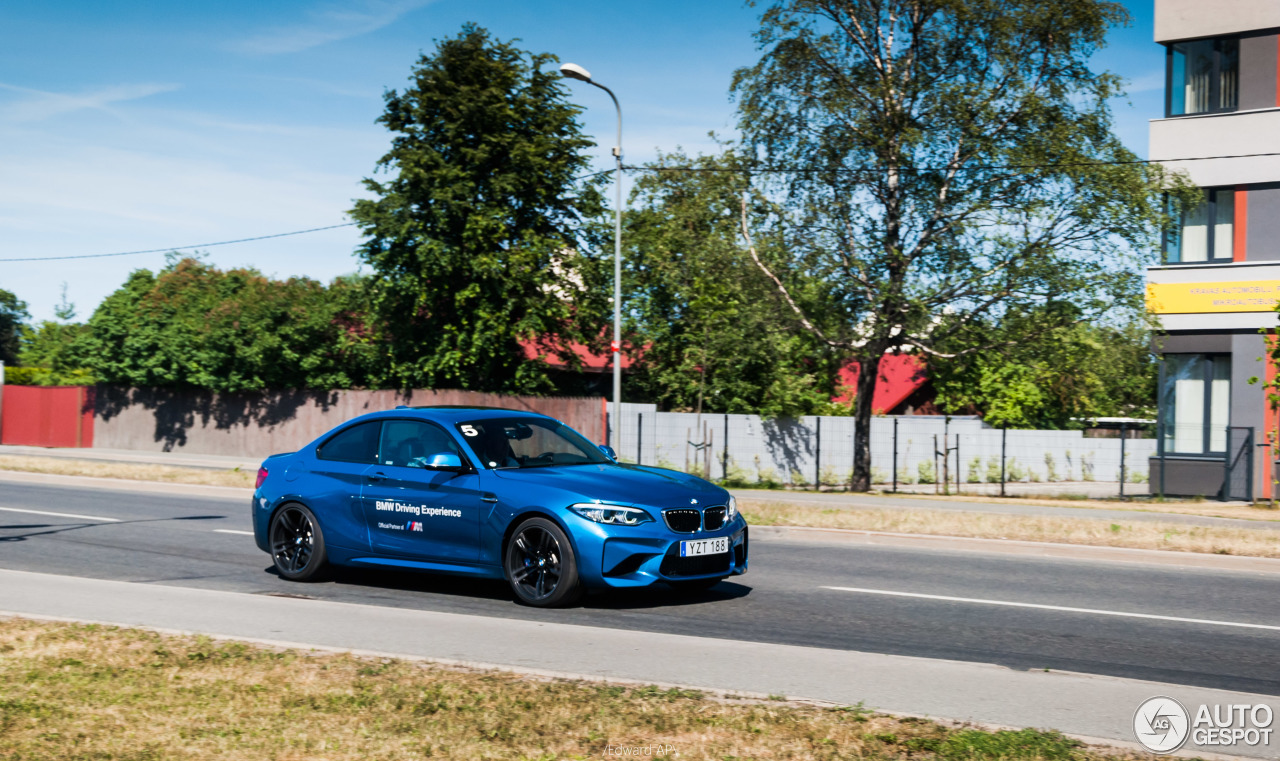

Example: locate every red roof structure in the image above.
[519,338,637,371]
[833,353,928,414]
[521,338,929,415]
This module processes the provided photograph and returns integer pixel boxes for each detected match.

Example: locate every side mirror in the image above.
[423,452,463,472]
[599,445,617,461]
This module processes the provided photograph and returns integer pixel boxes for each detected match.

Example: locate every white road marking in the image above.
[821,585,1280,632]
[213,529,254,536]
[0,506,119,523]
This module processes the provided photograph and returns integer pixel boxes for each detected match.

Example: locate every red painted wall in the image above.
[0,386,95,448]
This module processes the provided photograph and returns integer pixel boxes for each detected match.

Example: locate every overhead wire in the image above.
[4,151,1275,264]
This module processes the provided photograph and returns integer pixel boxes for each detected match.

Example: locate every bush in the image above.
[966,456,982,483]
[2,366,94,386]
[721,458,754,488]
[752,465,783,488]
[984,457,1002,483]
[1006,457,1028,482]
[1081,452,1095,482]
[896,467,916,485]
[869,467,888,485]
[1044,453,1059,482]
[917,460,936,484]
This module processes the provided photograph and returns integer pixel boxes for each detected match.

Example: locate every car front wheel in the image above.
[504,517,581,607]
[270,503,328,582]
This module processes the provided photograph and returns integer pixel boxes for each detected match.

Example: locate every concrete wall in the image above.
[92,387,605,459]
[611,409,1154,486]
[1156,0,1280,42]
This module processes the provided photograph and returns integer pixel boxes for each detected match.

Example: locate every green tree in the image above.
[18,284,96,386]
[624,149,840,416]
[87,256,379,392]
[930,308,1156,428]
[0,288,29,366]
[350,24,609,395]
[731,0,1189,489]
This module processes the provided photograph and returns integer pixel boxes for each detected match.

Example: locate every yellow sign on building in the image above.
[1146,280,1280,314]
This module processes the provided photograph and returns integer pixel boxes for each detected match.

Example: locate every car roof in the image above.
[363,406,553,424]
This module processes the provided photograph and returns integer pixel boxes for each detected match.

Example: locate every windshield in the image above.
[455,418,610,469]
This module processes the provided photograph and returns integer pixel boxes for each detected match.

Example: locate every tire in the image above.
[669,577,725,593]
[269,503,328,582]
[504,517,582,607]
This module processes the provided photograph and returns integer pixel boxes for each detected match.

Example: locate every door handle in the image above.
[481,495,498,503]
[367,471,387,482]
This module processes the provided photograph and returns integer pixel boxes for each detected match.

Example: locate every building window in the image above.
[1160,354,1230,455]
[1164,188,1235,264]
[1166,37,1238,116]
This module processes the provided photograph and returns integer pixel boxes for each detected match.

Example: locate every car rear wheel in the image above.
[504,517,581,607]
[270,504,328,582]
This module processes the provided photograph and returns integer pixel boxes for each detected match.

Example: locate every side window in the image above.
[379,420,464,468]
[316,421,381,464]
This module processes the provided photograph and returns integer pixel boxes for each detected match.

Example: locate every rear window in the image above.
[316,421,381,464]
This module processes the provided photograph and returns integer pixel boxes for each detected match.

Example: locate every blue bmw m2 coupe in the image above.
[252,406,748,607]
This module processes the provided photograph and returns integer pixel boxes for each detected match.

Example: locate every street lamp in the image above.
[560,62,623,452]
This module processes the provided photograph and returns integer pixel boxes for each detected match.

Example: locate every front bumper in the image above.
[569,514,749,589]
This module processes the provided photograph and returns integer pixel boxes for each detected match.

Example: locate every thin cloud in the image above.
[232,0,435,55]
[0,82,180,123]
[1124,70,1166,95]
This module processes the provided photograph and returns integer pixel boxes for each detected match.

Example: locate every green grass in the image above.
[0,618,1148,761]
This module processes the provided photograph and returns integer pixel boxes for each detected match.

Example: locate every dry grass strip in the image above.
[869,492,1280,523]
[742,501,1280,558]
[0,618,1143,761]
[0,456,253,489]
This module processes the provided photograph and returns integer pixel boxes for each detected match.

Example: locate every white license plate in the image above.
[680,537,728,557]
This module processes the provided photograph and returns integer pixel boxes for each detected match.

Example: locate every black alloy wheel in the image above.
[270,504,328,581]
[504,517,581,607]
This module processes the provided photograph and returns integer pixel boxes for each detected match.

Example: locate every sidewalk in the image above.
[0,445,257,472]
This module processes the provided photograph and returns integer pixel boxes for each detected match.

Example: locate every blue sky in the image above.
[1,1,1161,322]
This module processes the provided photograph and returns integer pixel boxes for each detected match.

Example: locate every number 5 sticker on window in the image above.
[460,424,479,437]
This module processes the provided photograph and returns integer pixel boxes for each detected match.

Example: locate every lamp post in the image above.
[560,62,622,451]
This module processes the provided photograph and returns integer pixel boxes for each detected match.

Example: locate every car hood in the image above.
[491,463,727,508]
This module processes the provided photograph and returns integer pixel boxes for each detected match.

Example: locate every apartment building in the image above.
[1147,0,1280,500]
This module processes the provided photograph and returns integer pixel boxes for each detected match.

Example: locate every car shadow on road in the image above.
[264,564,752,610]
[582,582,752,610]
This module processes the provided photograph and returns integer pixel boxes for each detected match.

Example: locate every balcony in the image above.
[1150,108,1280,187]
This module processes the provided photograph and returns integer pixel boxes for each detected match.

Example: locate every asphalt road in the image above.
[2,477,1278,696]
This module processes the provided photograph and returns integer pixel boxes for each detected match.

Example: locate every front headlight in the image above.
[569,503,653,526]
[726,495,738,521]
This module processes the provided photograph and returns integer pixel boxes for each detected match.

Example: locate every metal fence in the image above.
[609,405,1157,498]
